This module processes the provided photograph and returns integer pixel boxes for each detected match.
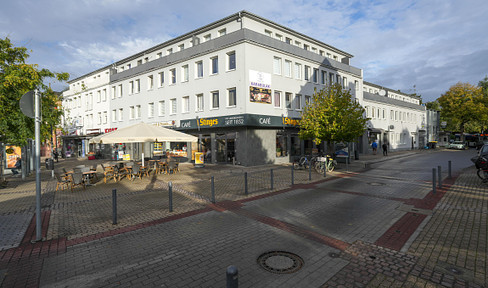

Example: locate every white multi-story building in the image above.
[62,11,426,165]
[362,81,427,152]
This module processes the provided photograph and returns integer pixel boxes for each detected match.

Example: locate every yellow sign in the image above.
[123,154,131,161]
[199,118,219,127]
[282,117,300,127]
[195,152,204,165]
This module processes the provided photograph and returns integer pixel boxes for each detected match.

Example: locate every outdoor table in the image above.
[82,171,97,185]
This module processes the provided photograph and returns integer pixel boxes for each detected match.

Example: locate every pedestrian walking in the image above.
[372,140,378,155]
[382,142,388,156]
[11,157,21,175]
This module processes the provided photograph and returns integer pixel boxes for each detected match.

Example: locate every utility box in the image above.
[45,158,54,170]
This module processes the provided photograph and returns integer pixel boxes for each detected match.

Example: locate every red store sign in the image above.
[105,128,117,133]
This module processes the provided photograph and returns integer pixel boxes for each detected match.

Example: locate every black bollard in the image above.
[438,165,442,189]
[432,168,436,195]
[226,265,238,288]
[112,189,117,225]
[270,169,274,190]
[211,176,215,203]
[169,182,173,212]
[244,172,248,195]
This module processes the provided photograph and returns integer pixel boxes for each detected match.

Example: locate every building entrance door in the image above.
[216,133,236,163]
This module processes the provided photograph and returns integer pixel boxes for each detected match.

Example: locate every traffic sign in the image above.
[19,90,35,118]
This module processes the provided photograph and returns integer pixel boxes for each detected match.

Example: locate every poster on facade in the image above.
[250,86,272,104]
[5,146,21,168]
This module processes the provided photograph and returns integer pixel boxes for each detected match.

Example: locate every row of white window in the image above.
[365,106,419,123]
[264,29,341,61]
[273,56,359,90]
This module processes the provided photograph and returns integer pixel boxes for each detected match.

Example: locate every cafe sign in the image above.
[178,114,300,130]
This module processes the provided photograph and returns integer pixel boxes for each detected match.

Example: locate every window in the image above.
[196,94,204,112]
[218,29,226,36]
[119,108,123,121]
[159,72,164,87]
[167,48,173,55]
[148,103,154,118]
[211,56,218,74]
[178,44,184,51]
[303,44,309,50]
[203,34,211,42]
[228,88,236,107]
[265,30,272,37]
[97,112,102,125]
[274,91,281,108]
[170,68,176,84]
[182,65,189,82]
[118,84,123,98]
[135,105,141,119]
[336,74,341,85]
[227,52,236,70]
[295,40,301,47]
[285,37,292,44]
[96,90,101,103]
[170,99,177,114]
[273,57,282,75]
[284,60,292,77]
[294,63,301,79]
[137,59,142,66]
[148,75,153,90]
[135,79,140,93]
[212,91,219,109]
[157,52,162,58]
[102,89,107,101]
[312,47,318,54]
[129,106,135,119]
[329,73,334,84]
[390,110,394,120]
[158,101,165,116]
[111,86,116,99]
[103,112,107,124]
[342,77,347,89]
[321,71,327,85]
[182,96,190,113]
[275,34,283,41]
[305,95,311,106]
[355,80,359,91]
[304,65,310,81]
[313,68,319,83]
[112,109,117,122]
[285,92,292,109]
[295,94,302,110]
[196,61,203,78]
[129,81,134,94]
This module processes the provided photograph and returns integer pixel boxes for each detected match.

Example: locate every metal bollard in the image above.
[168,182,173,212]
[309,161,312,181]
[270,169,274,190]
[291,165,294,185]
[211,176,215,203]
[432,168,436,195]
[438,165,442,189]
[112,189,117,225]
[448,160,452,179]
[324,161,327,178]
[226,265,238,288]
[244,172,248,195]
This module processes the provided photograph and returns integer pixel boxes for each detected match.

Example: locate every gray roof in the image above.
[363,92,425,111]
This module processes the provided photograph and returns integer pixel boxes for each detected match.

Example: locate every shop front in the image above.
[178,114,303,166]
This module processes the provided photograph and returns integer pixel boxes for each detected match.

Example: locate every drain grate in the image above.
[257,251,304,274]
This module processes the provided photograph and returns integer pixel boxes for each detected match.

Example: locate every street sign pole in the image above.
[34,89,42,242]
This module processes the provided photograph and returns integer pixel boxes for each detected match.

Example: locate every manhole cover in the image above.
[257,251,304,274]
[367,182,385,186]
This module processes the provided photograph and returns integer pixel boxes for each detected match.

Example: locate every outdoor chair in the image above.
[90,164,98,181]
[70,172,86,191]
[167,161,177,174]
[156,161,166,174]
[117,165,131,181]
[54,171,70,191]
[130,164,142,180]
[101,164,117,183]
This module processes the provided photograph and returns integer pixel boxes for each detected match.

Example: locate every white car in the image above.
[448,141,466,150]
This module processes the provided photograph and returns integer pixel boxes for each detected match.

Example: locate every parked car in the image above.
[478,143,488,157]
[448,141,466,150]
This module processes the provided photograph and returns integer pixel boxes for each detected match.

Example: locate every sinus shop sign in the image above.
[178,114,300,130]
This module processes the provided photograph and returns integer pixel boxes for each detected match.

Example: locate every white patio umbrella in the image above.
[89,122,197,164]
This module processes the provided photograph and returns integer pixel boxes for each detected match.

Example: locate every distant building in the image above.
[62,11,428,165]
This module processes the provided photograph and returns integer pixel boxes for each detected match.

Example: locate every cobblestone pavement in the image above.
[0,149,486,287]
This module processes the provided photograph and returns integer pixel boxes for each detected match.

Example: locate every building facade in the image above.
[62,11,428,165]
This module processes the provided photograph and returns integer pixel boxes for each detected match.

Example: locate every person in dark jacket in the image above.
[11,157,21,175]
[382,142,388,156]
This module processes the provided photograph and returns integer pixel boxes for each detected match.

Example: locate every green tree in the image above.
[437,82,485,141]
[299,84,368,153]
[0,37,69,146]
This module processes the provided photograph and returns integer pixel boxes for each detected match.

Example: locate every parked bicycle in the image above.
[471,155,488,182]
[314,155,337,173]
[294,156,313,170]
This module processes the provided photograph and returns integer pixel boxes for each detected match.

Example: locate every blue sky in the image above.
[1,0,487,102]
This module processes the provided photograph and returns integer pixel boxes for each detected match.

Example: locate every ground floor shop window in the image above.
[276,132,288,157]
[290,134,301,156]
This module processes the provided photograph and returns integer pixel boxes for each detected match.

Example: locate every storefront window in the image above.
[290,134,301,156]
[276,132,288,157]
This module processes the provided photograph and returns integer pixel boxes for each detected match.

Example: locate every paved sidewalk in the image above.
[1,148,486,287]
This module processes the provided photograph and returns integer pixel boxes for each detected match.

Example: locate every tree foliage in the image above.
[0,37,69,146]
[299,84,368,152]
[437,82,485,138]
